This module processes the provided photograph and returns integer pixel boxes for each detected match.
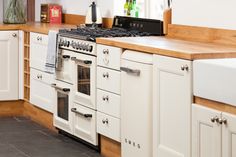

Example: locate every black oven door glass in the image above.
[77,65,90,96]
[57,92,69,121]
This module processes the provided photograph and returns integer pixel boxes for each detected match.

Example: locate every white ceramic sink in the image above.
[193,58,236,106]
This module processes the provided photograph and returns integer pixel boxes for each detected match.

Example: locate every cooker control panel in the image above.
[58,36,96,56]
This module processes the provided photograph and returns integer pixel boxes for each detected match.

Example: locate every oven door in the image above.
[52,80,73,134]
[56,49,74,84]
[71,53,96,109]
[71,103,98,145]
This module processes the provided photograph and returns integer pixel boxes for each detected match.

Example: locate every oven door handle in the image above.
[71,57,92,65]
[62,55,71,59]
[51,84,70,93]
[71,108,93,118]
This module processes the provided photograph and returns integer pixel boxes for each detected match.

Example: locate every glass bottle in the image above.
[3,0,27,24]
[124,0,129,16]
[127,0,133,16]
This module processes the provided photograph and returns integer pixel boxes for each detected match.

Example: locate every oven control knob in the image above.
[63,40,67,47]
[85,44,89,51]
[71,41,76,49]
[88,45,93,52]
[67,41,70,47]
[76,42,80,50]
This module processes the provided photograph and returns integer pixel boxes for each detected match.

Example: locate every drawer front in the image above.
[30,76,54,113]
[97,67,121,94]
[31,68,54,85]
[97,44,122,70]
[97,89,120,118]
[30,32,48,45]
[72,103,98,146]
[30,42,48,71]
[97,112,120,142]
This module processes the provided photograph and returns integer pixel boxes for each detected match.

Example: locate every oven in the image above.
[52,80,73,134]
[71,52,96,110]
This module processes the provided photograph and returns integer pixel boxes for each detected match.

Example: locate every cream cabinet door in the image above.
[0,31,19,100]
[153,55,192,157]
[192,104,221,157]
[222,112,236,157]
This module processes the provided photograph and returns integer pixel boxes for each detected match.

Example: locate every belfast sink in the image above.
[193,58,236,106]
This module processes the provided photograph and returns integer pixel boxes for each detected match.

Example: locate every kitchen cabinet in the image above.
[153,55,192,157]
[29,32,54,112]
[30,32,48,71]
[96,44,122,142]
[30,68,54,112]
[0,31,19,100]
[192,104,236,157]
[192,104,221,157]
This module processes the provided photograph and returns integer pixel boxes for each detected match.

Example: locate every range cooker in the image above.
[53,16,163,146]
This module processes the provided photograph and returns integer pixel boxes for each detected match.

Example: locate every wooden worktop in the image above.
[96,36,236,60]
[0,22,75,34]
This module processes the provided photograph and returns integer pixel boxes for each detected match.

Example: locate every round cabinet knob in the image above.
[218,118,227,125]
[181,65,189,71]
[211,116,219,123]
[12,33,17,37]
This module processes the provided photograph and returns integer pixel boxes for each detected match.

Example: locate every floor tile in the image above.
[0,117,102,157]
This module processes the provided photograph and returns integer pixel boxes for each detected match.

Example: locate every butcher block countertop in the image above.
[0,22,75,34]
[96,36,236,60]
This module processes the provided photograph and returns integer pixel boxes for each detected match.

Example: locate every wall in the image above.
[172,0,236,30]
[35,0,125,21]
[0,0,3,22]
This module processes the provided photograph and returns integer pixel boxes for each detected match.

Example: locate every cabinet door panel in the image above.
[192,104,221,157]
[153,55,192,157]
[0,31,18,100]
[222,113,236,157]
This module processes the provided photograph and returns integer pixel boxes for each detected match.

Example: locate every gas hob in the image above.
[58,16,164,56]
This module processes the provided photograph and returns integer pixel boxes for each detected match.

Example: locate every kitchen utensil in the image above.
[85,2,102,27]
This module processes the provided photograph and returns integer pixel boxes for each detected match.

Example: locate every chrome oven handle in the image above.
[71,57,92,65]
[120,67,141,76]
[71,108,93,118]
[51,84,70,93]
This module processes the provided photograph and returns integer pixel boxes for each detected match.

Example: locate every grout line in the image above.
[9,144,31,157]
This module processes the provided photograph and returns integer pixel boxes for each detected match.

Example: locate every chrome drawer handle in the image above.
[103,49,109,54]
[51,83,70,93]
[120,67,141,76]
[181,65,189,71]
[37,74,42,79]
[103,72,109,78]
[102,118,109,124]
[102,96,109,101]
[71,108,92,118]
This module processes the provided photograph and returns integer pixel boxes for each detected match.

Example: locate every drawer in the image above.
[72,103,98,145]
[97,89,120,118]
[97,67,121,94]
[30,75,54,113]
[97,44,122,70]
[30,42,48,71]
[31,68,54,85]
[97,112,120,142]
[30,32,48,45]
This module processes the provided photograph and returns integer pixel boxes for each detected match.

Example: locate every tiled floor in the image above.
[0,117,102,157]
